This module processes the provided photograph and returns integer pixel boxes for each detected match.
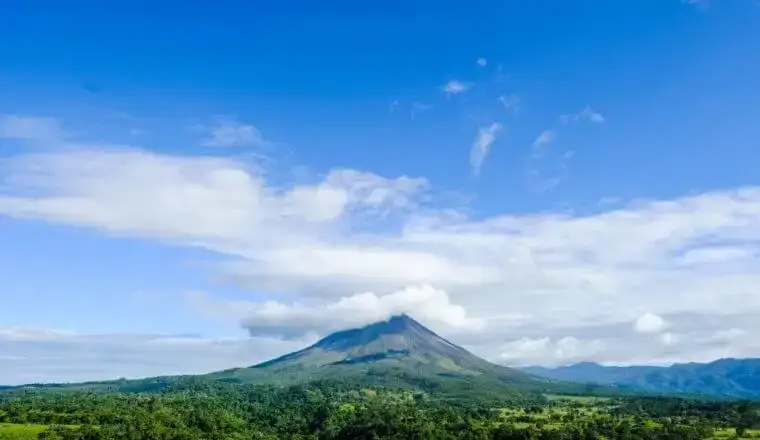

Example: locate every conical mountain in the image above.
[210,314,550,394]
[254,314,500,372]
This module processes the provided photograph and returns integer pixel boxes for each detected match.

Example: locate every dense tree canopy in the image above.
[1,379,759,439]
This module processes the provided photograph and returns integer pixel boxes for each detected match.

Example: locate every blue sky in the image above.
[1,0,760,384]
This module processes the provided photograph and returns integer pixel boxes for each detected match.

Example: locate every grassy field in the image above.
[0,423,48,440]
[713,427,760,439]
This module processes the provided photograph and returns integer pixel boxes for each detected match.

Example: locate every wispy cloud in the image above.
[532,129,555,149]
[469,123,502,176]
[0,115,66,142]
[526,129,566,192]
[410,101,433,118]
[128,128,149,137]
[476,58,488,67]
[198,117,270,148]
[441,79,473,96]
[389,100,400,114]
[499,94,521,113]
[560,106,605,124]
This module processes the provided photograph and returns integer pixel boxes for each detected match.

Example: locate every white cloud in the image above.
[476,58,488,67]
[199,118,270,148]
[189,285,485,340]
[526,104,602,192]
[4,115,760,373]
[659,332,678,346]
[499,337,606,367]
[469,123,502,176]
[441,80,473,95]
[526,130,565,191]
[410,101,433,118]
[634,313,670,335]
[532,130,554,148]
[561,107,605,124]
[0,115,65,142]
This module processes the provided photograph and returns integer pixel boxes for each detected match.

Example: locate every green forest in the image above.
[1,379,759,440]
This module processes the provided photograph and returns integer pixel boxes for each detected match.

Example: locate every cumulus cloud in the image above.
[3,115,760,374]
[189,285,485,340]
[469,123,502,176]
[634,313,670,334]
[441,80,473,95]
[198,118,270,148]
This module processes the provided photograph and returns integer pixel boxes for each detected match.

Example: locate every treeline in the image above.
[1,379,759,439]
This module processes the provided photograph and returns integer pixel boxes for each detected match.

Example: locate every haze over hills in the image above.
[524,359,760,399]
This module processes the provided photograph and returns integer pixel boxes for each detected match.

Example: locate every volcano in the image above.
[209,314,552,395]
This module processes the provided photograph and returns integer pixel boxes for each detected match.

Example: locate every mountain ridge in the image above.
[523,358,760,398]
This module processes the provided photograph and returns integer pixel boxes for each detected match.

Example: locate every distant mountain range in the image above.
[523,359,760,399]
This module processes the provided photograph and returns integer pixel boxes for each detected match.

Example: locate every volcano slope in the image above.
[206,314,574,398]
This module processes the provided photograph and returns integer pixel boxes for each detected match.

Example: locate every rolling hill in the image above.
[524,358,760,398]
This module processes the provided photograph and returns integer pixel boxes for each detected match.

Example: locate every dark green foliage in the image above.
[1,380,760,439]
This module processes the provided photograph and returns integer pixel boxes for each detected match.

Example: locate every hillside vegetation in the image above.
[2,380,760,439]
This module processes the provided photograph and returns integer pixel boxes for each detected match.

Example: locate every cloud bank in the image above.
[2,114,760,381]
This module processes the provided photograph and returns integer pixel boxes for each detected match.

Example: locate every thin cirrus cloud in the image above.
[469,122,502,176]
[499,94,521,113]
[410,101,433,118]
[525,106,604,192]
[198,117,271,148]
[3,114,760,380]
[532,129,555,149]
[560,106,605,124]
